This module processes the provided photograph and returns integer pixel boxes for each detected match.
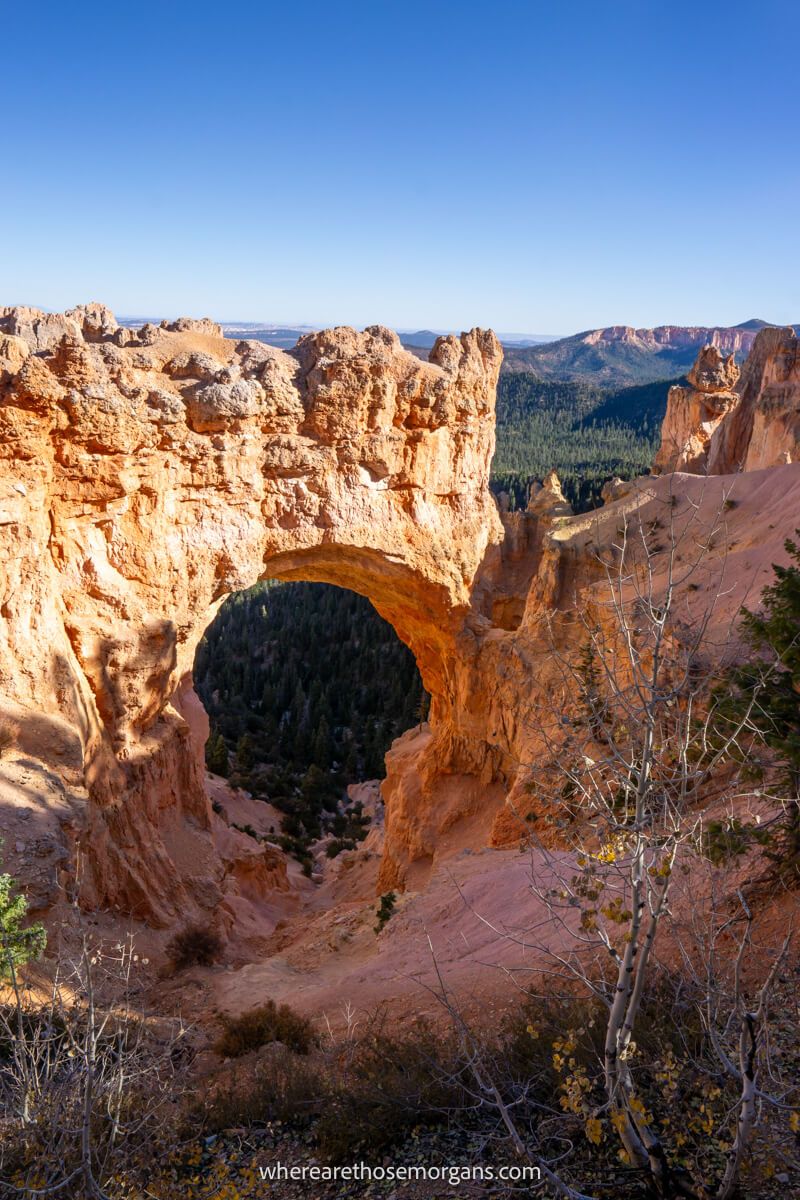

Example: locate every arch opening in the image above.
[193,577,430,868]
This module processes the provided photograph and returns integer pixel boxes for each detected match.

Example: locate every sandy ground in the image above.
[212,840,561,1029]
[2,725,796,1074]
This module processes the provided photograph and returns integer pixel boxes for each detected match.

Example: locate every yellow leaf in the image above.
[585,1116,604,1145]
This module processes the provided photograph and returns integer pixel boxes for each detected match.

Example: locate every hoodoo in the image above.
[655,326,800,474]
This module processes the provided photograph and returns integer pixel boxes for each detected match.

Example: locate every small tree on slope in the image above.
[721,531,800,882]
[0,847,46,979]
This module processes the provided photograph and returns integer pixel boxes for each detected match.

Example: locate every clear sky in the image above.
[2,0,798,333]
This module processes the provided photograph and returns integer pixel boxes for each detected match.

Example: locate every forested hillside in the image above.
[194,582,428,847]
[195,368,675,845]
[492,371,672,509]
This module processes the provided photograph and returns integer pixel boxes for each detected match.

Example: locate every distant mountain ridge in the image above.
[503,319,800,386]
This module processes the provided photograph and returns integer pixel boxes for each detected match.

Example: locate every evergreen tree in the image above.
[577,640,607,741]
[1,851,46,978]
[235,732,255,771]
[300,764,338,819]
[312,715,332,769]
[206,730,229,775]
[723,533,800,881]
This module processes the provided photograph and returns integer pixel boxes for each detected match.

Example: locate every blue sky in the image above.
[2,0,797,333]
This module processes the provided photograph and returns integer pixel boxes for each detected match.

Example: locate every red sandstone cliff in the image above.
[582,323,759,355]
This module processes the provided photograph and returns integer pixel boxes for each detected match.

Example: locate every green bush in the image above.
[0,853,46,978]
[374,891,396,932]
[700,816,767,864]
[205,729,229,775]
[231,822,259,840]
[325,837,356,858]
[718,532,800,882]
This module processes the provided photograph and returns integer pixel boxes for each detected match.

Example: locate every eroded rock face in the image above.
[0,305,502,922]
[709,326,800,472]
[2,305,799,927]
[654,346,740,473]
[655,328,800,475]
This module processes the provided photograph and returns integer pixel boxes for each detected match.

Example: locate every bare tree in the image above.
[673,884,793,1200]
[0,905,188,1199]
[451,481,797,1197]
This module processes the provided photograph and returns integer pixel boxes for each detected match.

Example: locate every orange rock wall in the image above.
[656,327,800,475]
[0,304,502,921]
[2,307,799,924]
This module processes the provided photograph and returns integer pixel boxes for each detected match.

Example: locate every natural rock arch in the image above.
[0,305,504,921]
[3,306,797,926]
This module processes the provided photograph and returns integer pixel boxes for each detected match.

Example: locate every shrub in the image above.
[205,730,228,775]
[232,822,259,840]
[196,1019,465,1154]
[197,1042,323,1131]
[0,860,46,978]
[700,816,771,865]
[325,837,356,858]
[315,1024,467,1162]
[216,998,316,1058]
[166,924,222,970]
[278,832,313,868]
[374,891,396,932]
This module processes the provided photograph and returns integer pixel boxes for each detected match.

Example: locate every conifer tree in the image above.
[313,715,332,769]
[725,533,800,881]
[205,730,228,775]
[0,849,46,978]
[235,732,255,771]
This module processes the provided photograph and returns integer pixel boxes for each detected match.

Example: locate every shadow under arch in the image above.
[257,542,466,718]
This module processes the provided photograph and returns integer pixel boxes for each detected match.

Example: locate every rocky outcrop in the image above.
[0,305,502,923]
[653,346,740,473]
[708,326,800,472]
[655,327,800,475]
